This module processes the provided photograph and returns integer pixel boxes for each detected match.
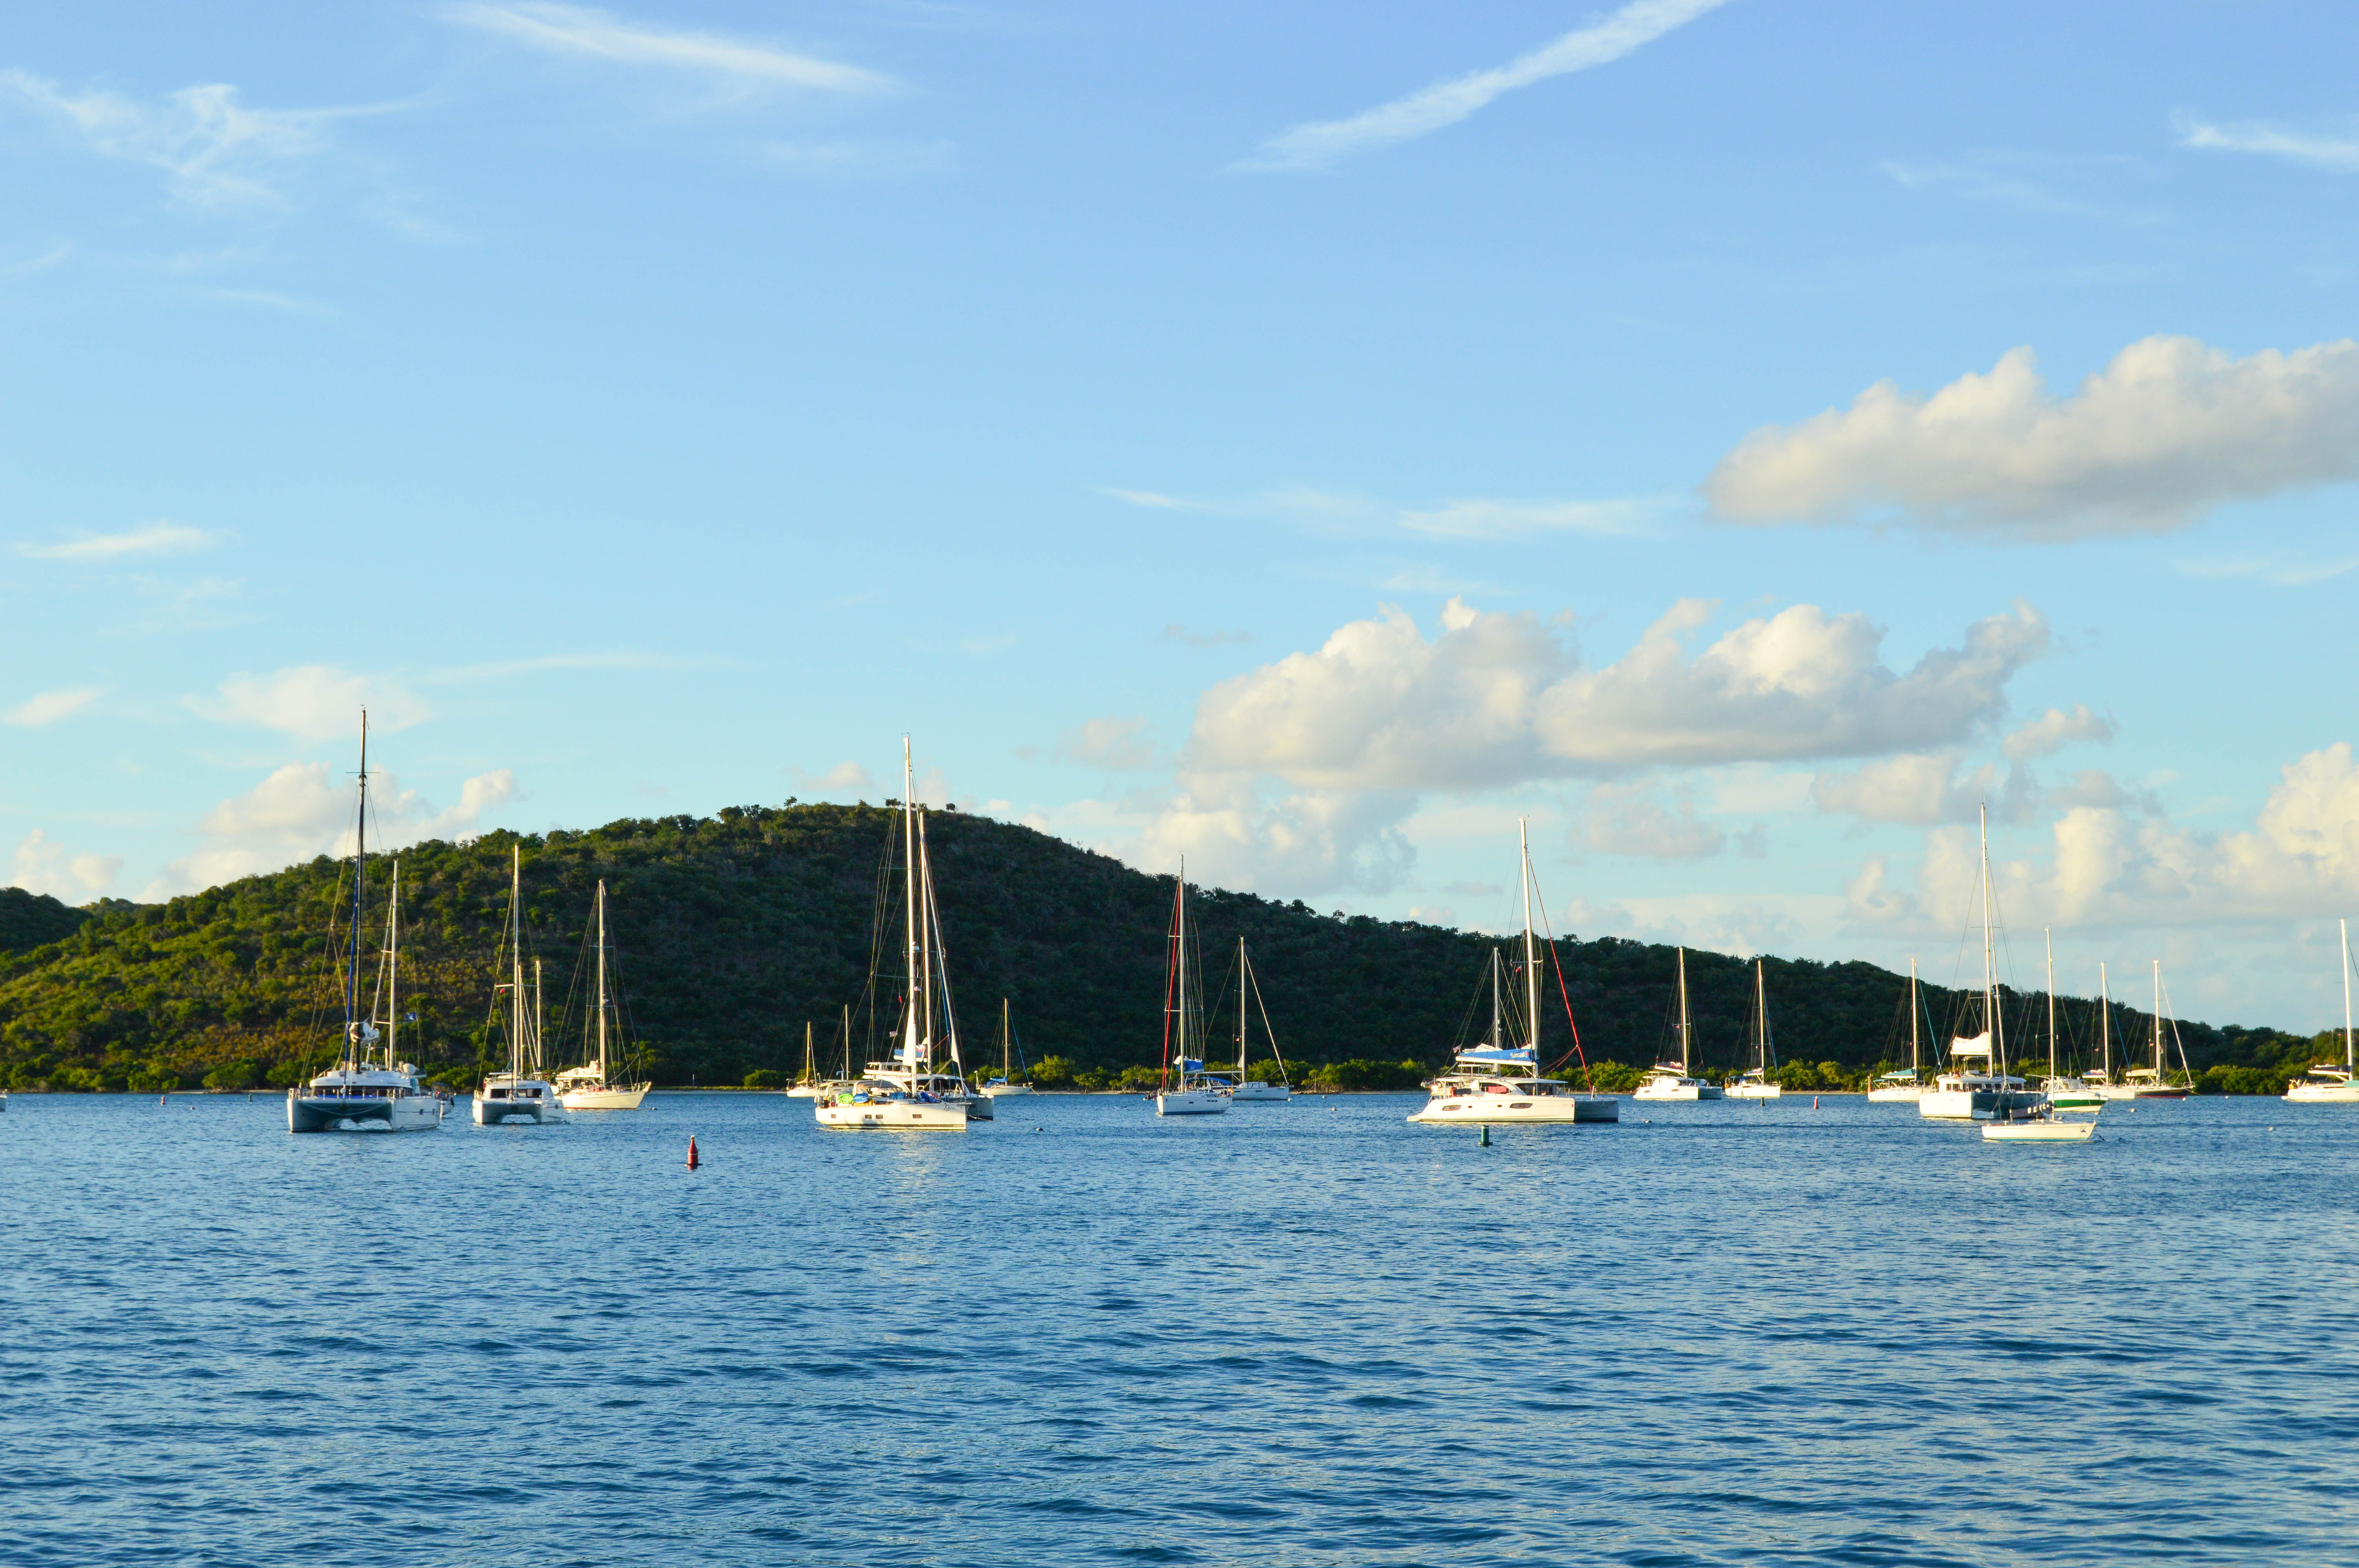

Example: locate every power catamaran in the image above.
[288,717,445,1134]
[2037,929,2100,1111]
[819,742,974,1130]
[1867,958,1930,1102]
[2117,960,2193,1099]
[1410,821,1617,1125]
[1920,806,2037,1122]
[1635,947,1722,1101]
[1154,857,1230,1116]
[981,998,1033,1097]
[2286,919,2359,1104]
[1216,938,1291,1103]
[1727,959,1783,1098]
[553,879,651,1110]
[476,846,563,1125]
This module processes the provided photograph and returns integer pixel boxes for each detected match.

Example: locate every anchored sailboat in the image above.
[2286,920,2359,1103]
[1727,960,1782,1099]
[1920,806,2038,1122]
[476,847,563,1125]
[288,715,446,1134]
[2037,930,2099,1111]
[1154,857,1229,1116]
[982,999,1032,1096]
[1635,947,1723,1101]
[1867,958,1930,1102]
[553,880,651,1110]
[1219,939,1290,1103]
[2119,960,2192,1099]
[1409,820,1617,1125]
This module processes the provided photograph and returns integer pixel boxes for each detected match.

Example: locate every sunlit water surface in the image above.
[2,1091,2354,1566]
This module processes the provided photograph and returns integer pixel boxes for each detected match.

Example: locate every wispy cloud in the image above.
[195,286,335,318]
[751,138,947,177]
[4,687,104,727]
[18,521,221,561]
[1879,151,2157,223]
[426,651,685,685]
[445,2,898,94]
[1161,624,1252,648]
[188,666,429,742]
[2176,552,2359,588]
[2178,115,2359,173]
[1236,0,1732,172]
[1399,495,1664,539]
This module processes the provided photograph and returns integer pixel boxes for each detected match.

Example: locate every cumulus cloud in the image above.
[4,687,103,727]
[1237,0,1731,172]
[1186,595,2047,791]
[1707,336,2359,537]
[189,666,429,742]
[18,521,220,560]
[445,2,896,94]
[8,829,121,900]
[147,764,518,897]
[1056,717,1158,771]
[2003,703,2116,762]
[793,760,875,793]
[1136,775,1416,897]
[1585,784,1725,858]
[1813,753,2002,826]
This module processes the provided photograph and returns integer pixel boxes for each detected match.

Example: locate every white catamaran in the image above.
[288,716,446,1134]
[1154,857,1230,1116]
[476,846,563,1125]
[1920,806,2038,1122]
[1867,958,1930,1102]
[2286,919,2359,1104]
[1635,947,1723,1101]
[1409,821,1617,1125]
[1727,959,1783,1099]
[553,879,651,1110]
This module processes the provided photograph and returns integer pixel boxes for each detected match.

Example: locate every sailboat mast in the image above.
[2344,919,2354,1074]
[901,739,919,1074]
[1489,948,1501,1050]
[2099,962,2112,1077]
[1908,956,1920,1074]
[510,846,524,1080]
[1677,947,1690,1073]
[533,958,545,1075]
[1755,960,1766,1072]
[842,1002,852,1081]
[347,711,369,1069]
[386,860,400,1068]
[1177,856,1190,1065]
[2045,928,2055,1080]
[1238,938,1248,1079]
[2152,959,2163,1077]
[1519,819,1538,1058]
[1003,998,1013,1081]
[596,881,609,1080]
[1979,804,2001,1076]
[918,811,937,1071]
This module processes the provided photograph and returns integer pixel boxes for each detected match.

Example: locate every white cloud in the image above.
[1812,752,1997,826]
[2003,703,2116,762]
[793,760,875,793]
[1585,783,1724,858]
[445,2,896,93]
[8,829,121,900]
[1706,336,2359,537]
[18,520,220,560]
[189,666,429,742]
[427,651,682,684]
[0,71,378,208]
[1398,495,1661,539]
[1186,595,2047,791]
[2179,117,2359,173]
[1136,775,1417,897]
[1056,717,1158,771]
[1236,0,1732,172]
[4,687,103,727]
[147,763,519,897]
[1879,152,2154,222]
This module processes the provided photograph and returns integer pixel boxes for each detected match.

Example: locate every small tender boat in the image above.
[1153,857,1229,1117]
[1983,1103,2098,1142]
[475,847,563,1126]
[1634,947,1722,1101]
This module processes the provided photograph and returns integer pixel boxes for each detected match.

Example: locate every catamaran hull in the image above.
[287,1092,444,1134]
[816,1100,969,1130]
[1410,1095,1618,1124]
[1866,1085,1925,1102]
[1634,1083,1721,1102]
[1231,1082,1290,1102]
[1919,1089,2043,1121]
[1727,1084,1782,1100]
[473,1097,558,1125]
[558,1087,648,1110]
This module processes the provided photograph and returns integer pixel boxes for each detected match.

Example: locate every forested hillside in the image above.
[0,802,2335,1092]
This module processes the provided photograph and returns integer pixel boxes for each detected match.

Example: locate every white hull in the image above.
[474,1090,563,1124]
[1983,1118,2097,1142]
[816,1098,969,1130]
[981,1082,1032,1097]
[1231,1081,1290,1102]
[1633,1082,1721,1102]
[1411,1093,1618,1124]
[558,1085,648,1110]
[288,1089,445,1133]
[1866,1085,1926,1102]
[785,1085,822,1098]
[2283,1080,2359,1103]
[1155,1087,1229,1116]
[1727,1083,1782,1100]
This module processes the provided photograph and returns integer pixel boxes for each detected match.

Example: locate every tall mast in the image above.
[1979,804,2001,1077]
[1755,960,1767,1073]
[2344,919,2354,1074]
[1908,956,1920,1074]
[901,738,919,1073]
[1489,947,1502,1050]
[596,880,609,1081]
[533,958,545,1076]
[347,711,369,1070]
[385,859,400,1068]
[803,1021,813,1084]
[510,845,525,1080]
[2099,962,2112,1078]
[1677,947,1691,1073]
[2045,928,2056,1080]
[1177,855,1190,1065]
[1004,998,1014,1081]
[1519,818,1538,1059]
[1238,938,1248,1079]
[918,809,937,1071]
[842,1002,852,1081]
[2152,959,2163,1076]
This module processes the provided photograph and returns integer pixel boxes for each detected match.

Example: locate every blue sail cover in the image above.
[1175,1057,1204,1071]
[1456,1047,1535,1065]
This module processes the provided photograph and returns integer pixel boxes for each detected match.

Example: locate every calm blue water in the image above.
[2,1091,2354,1566]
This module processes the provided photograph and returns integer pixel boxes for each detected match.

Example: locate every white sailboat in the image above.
[1867,958,1930,1102]
[2286,919,2359,1103]
[288,716,446,1134]
[553,879,651,1110]
[1634,947,1723,1101]
[1981,1102,2099,1142]
[2087,963,2135,1101]
[1727,960,1783,1098]
[2037,930,2100,1111]
[1409,820,1617,1125]
[981,999,1033,1097]
[476,846,563,1125]
[1218,939,1290,1103]
[818,742,973,1131]
[787,1021,823,1098]
[1154,857,1230,1116]
[1920,806,2037,1122]
[2117,960,2192,1100]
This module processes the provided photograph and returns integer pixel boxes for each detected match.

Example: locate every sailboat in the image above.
[2286,920,2359,1103]
[1154,857,1230,1116]
[553,880,651,1109]
[2037,930,2100,1111]
[1727,960,1782,1098]
[818,742,975,1130]
[1409,821,1617,1125]
[475,847,563,1125]
[2118,960,2192,1099]
[1635,947,1723,1101]
[1919,806,2037,1122]
[288,716,446,1134]
[981,999,1033,1096]
[1867,958,1930,1102]
[1221,939,1291,1102]
[787,1022,825,1098]
[2086,964,2135,1100]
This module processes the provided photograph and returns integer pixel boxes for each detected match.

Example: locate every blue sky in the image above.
[6,0,2359,1030]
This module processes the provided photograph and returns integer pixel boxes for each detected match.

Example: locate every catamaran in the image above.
[1920,806,2038,1122]
[981,998,1033,1097]
[819,742,977,1130]
[2286,919,2359,1104]
[1154,857,1230,1116]
[552,879,651,1110]
[476,846,563,1125]
[1213,938,1290,1103]
[1635,947,1723,1101]
[1727,959,1782,1098]
[1867,958,1930,1101]
[1409,821,1617,1125]
[2036,930,2099,1111]
[288,716,446,1134]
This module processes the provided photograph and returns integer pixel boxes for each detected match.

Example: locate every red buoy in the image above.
[686,1135,700,1170]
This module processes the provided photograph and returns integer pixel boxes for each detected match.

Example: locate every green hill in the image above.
[0,801,2331,1093]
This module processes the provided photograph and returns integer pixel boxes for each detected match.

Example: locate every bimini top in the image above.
[1950,1032,1993,1058]
[1455,1047,1536,1065]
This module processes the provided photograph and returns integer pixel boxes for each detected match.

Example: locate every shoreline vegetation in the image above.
[0,803,2340,1097]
